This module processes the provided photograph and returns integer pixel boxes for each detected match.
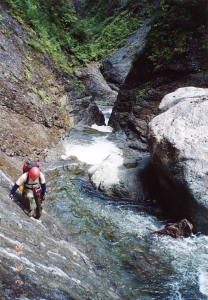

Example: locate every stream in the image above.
[1,107,207,299]
[43,107,208,300]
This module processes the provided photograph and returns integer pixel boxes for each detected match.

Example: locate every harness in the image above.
[24,173,41,190]
[24,173,41,206]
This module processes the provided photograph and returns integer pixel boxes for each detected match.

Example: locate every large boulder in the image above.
[88,154,149,201]
[69,96,105,127]
[102,20,152,85]
[75,63,118,106]
[148,87,208,233]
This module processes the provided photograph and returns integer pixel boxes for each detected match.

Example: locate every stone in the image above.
[77,63,118,106]
[88,154,148,200]
[148,87,208,232]
[69,96,105,127]
[152,219,193,239]
[109,89,149,152]
[102,19,152,85]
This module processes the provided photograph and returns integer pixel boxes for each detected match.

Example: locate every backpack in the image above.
[22,161,41,173]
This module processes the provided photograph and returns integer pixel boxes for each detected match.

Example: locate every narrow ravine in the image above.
[44,107,208,299]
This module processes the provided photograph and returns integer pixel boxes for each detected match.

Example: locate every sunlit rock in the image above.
[102,20,152,85]
[88,153,146,200]
[148,87,208,232]
[75,63,118,106]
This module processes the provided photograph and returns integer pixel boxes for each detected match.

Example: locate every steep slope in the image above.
[0,3,72,175]
[0,169,120,300]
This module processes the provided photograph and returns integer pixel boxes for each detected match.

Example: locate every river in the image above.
[42,106,208,300]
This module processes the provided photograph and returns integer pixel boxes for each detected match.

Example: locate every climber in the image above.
[9,162,46,219]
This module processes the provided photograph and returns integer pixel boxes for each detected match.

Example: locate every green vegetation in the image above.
[31,87,51,104]
[136,88,148,97]
[4,0,151,71]
[0,14,4,22]
[4,0,205,73]
[24,69,32,81]
[146,0,207,70]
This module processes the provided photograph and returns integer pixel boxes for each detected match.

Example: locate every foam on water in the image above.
[199,271,208,296]
[98,106,113,124]
[91,123,113,132]
[62,136,122,165]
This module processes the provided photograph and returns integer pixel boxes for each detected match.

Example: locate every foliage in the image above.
[31,86,51,104]
[3,0,151,70]
[146,0,207,70]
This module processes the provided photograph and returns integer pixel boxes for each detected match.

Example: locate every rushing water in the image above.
[45,108,208,300]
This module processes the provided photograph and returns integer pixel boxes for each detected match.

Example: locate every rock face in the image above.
[109,89,156,152]
[76,63,118,106]
[148,87,208,232]
[102,20,152,85]
[69,96,105,127]
[0,4,74,164]
[0,169,120,299]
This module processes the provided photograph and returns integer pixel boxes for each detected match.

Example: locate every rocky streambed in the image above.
[2,99,208,299]
[1,2,208,298]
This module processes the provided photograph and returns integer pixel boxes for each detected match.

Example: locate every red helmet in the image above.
[28,167,40,180]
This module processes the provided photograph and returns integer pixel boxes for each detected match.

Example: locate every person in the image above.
[9,162,46,218]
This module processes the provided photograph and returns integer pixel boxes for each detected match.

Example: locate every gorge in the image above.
[0,0,208,299]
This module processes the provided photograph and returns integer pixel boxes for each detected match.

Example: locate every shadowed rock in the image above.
[103,19,152,85]
[69,96,105,126]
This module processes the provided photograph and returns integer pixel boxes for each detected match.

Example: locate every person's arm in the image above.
[9,184,19,199]
[9,173,27,199]
[40,172,46,200]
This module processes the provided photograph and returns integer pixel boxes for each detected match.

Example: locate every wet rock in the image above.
[70,96,105,126]
[109,89,150,152]
[123,158,138,169]
[102,20,152,85]
[152,219,193,238]
[148,87,208,232]
[0,169,121,299]
[88,154,148,201]
[76,63,118,106]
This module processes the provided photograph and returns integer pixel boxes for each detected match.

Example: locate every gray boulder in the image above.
[148,87,208,232]
[69,96,105,127]
[75,63,118,106]
[88,153,148,201]
[102,20,152,85]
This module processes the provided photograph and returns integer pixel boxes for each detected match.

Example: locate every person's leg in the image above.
[33,188,42,219]
[23,189,36,217]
